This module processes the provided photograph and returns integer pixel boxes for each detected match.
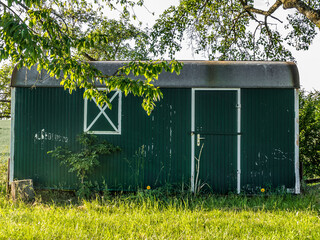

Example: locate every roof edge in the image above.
[11,61,300,88]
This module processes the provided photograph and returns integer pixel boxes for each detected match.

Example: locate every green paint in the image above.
[12,87,296,193]
[241,89,295,193]
[195,90,238,193]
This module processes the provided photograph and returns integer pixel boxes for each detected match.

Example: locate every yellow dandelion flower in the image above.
[146,186,151,190]
[261,188,265,193]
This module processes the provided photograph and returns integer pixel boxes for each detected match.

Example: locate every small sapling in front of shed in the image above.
[48,133,120,198]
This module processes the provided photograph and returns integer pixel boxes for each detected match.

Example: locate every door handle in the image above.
[197,134,205,146]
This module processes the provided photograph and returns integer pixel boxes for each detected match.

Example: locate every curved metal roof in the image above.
[11,61,300,88]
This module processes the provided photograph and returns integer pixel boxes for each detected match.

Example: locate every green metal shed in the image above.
[10,61,300,194]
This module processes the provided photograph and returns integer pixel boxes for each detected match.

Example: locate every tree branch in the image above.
[82,52,98,61]
[0,1,37,34]
[50,9,70,34]
[238,0,320,28]
[111,41,122,59]
[264,16,273,45]
[239,0,282,16]
[289,0,320,27]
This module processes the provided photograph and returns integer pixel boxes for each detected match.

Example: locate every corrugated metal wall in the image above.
[14,88,82,189]
[241,89,295,193]
[13,87,296,193]
[194,90,238,194]
[13,88,191,190]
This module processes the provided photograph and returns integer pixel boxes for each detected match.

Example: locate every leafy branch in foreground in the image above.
[0,0,183,115]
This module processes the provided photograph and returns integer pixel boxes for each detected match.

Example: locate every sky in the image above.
[137,0,320,91]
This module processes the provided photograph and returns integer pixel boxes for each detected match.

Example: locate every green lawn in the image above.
[0,120,10,158]
[0,120,10,190]
[0,120,320,239]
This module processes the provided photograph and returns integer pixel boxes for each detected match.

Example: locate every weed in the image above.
[125,145,146,190]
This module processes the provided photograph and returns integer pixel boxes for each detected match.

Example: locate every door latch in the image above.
[197,134,205,146]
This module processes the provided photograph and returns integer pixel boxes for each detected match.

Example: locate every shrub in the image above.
[299,89,320,178]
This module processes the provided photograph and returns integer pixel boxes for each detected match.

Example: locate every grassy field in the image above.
[0,120,320,239]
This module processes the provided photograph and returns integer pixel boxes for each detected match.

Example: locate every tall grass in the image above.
[0,192,319,239]
[0,120,320,239]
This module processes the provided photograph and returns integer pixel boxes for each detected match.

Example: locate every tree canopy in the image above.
[0,63,12,118]
[151,0,320,61]
[1,0,320,113]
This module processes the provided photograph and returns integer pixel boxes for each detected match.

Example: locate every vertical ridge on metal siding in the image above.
[13,88,191,190]
[95,88,191,190]
[194,90,237,193]
[241,89,295,193]
[14,88,84,189]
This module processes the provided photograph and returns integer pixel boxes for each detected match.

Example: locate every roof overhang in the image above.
[11,61,300,88]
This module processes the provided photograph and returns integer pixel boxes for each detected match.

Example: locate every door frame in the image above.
[191,88,241,193]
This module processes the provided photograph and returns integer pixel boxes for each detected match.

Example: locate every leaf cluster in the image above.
[82,60,183,115]
[0,63,13,118]
[0,0,183,115]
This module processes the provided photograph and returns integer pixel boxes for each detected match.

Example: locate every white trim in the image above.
[118,91,122,135]
[294,89,300,194]
[83,93,88,133]
[194,88,240,91]
[191,88,241,194]
[237,89,241,194]
[9,88,16,183]
[84,90,122,135]
[191,89,195,192]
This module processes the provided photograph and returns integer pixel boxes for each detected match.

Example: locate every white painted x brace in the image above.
[84,90,122,135]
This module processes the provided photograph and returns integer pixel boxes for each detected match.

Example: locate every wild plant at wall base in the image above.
[48,133,120,198]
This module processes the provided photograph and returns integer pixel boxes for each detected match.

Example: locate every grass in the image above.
[0,120,10,194]
[0,120,320,239]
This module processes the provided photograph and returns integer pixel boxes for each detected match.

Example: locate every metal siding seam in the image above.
[32,89,36,184]
[294,89,300,194]
[192,89,239,193]
[9,88,16,182]
[191,89,195,192]
[49,88,52,187]
[84,93,88,132]
[237,89,241,194]
[118,91,122,135]
[44,89,48,186]
[24,90,28,180]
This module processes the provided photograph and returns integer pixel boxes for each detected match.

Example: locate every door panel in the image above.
[194,90,238,193]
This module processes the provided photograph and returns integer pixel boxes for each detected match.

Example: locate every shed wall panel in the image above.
[13,87,296,193]
[13,88,191,190]
[95,88,191,190]
[241,89,295,193]
[194,90,238,193]
[14,88,81,189]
